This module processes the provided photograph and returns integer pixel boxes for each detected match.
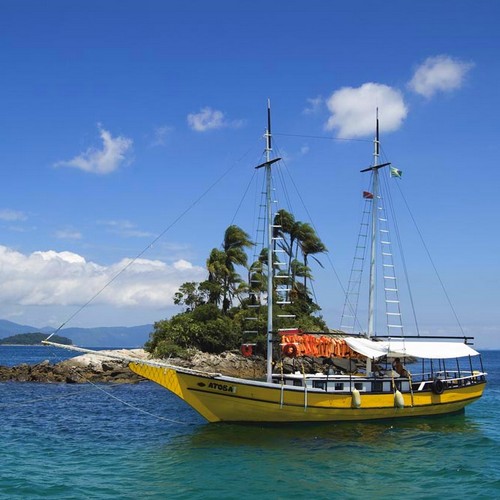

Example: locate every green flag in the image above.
[390,167,402,178]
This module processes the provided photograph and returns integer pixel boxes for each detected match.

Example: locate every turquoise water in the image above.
[1,347,499,499]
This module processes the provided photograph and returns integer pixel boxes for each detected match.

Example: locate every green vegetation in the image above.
[145,214,328,359]
[0,332,72,345]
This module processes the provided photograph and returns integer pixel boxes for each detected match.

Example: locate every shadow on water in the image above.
[178,411,482,450]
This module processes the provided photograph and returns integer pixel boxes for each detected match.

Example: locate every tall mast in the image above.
[367,110,380,339]
[255,100,281,382]
[360,111,392,373]
[265,100,274,382]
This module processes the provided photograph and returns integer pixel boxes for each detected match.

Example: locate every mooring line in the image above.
[84,379,188,424]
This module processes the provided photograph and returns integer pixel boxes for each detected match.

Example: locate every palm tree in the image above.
[206,248,227,307]
[223,225,252,267]
[273,209,300,285]
[298,223,327,289]
[220,225,253,313]
[248,252,266,301]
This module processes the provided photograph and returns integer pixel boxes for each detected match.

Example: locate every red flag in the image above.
[363,191,374,199]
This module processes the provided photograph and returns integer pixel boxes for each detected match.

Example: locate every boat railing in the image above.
[409,370,486,390]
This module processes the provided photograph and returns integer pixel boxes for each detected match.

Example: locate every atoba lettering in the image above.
[208,382,237,393]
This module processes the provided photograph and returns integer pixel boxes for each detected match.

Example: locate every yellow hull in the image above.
[129,362,486,423]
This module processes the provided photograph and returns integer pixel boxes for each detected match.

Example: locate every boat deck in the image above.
[272,370,487,395]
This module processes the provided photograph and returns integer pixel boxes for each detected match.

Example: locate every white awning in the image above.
[385,341,479,359]
[345,337,479,360]
[345,337,389,359]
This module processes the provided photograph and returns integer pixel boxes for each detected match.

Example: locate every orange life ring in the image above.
[282,343,298,358]
[240,344,253,357]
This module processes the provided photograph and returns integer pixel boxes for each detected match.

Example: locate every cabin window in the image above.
[293,380,302,387]
[313,380,326,390]
[372,381,383,392]
[335,383,344,391]
[354,382,363,390]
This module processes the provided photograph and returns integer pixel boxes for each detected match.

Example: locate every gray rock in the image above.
[0,348,270,383]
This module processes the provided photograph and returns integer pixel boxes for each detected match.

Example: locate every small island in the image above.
[0,332,72,345]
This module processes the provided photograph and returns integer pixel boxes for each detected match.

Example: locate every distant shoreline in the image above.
[0,344,64,347]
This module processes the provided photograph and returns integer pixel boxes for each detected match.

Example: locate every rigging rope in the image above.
[394,180,466,337]
[272,139,359,329]
[230,165,258,226]
[0,380,188,424]
[274,132,371,143]
[83,379,189,424]
[378,144,465,337]
[46,138,261,340]
[380,170,420,336]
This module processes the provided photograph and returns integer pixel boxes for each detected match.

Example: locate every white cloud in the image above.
[173,259,194,271]
[55,125,133,174]
[0,209,27,221]
[187,107,225,131]
[325,83,408,138]
[35,250,86,264]
[0,245,205,310]
[187,107,243,132]
[303,96,323,115]
[408,55,474,98]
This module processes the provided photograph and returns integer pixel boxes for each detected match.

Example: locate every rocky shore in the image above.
[0,348,267,384]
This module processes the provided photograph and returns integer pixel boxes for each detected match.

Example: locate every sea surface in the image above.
[0,346,499,499]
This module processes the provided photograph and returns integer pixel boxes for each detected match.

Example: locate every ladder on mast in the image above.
[340,199,371,333]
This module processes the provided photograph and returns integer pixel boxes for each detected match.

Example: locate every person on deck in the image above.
[392,358,409,378]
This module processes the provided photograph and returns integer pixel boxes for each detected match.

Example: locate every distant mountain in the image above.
[60,325,153,348]
[0,319,153,348]
[0,319,45,337]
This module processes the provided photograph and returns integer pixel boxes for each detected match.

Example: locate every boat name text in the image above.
[208,382,237,394]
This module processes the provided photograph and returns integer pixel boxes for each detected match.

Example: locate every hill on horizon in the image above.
[0,319,153,348]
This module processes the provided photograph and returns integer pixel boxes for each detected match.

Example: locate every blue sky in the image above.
[0,0,499,348]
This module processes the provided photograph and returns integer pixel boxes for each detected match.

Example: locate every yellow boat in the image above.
[127,338,486,423]
[45,103,487,423]
[127,105,486,423]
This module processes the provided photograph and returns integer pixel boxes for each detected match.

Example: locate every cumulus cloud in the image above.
[187,107,225,131]
[0,209,27,222]
[55,125,133,174]
[0,245,205,310]
[187,107,243,132]
[408,55,474,98]
[325,83,408,138]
